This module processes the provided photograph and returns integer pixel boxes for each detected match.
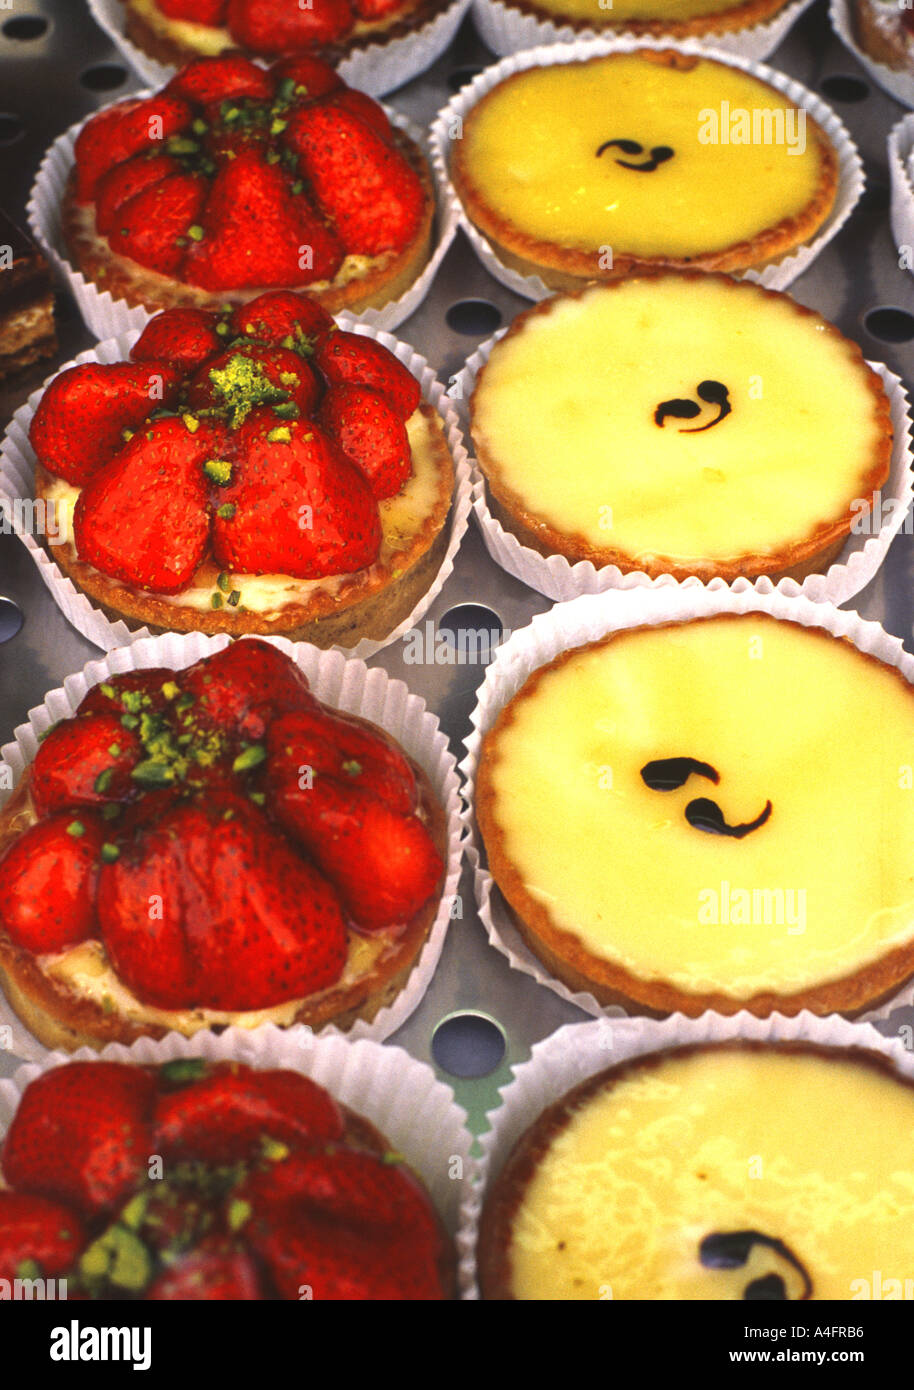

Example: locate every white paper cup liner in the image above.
[87,0,474,98]
[0,1026,478,1298]
[459,585,914,1024]
[452,330,912,605]
[0,632,466,1063]
[430,36,864,301]
[0,323,472,661]
[27,96,458,341]
[830,0,914,108]
[467,1008,914,1297]
[889,112,914,273]
[471,0,817,62]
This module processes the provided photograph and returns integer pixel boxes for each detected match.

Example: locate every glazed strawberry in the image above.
[184,149,343,290]
[210,411,382,580]
[271,774,442,929]
[30,713,143,815]
[74,95,193,203]
[325,89,394,142]
[352,0,408,15]
[315,330,421,419]
[175,638,318,744]
[146,1242,263,1300]
[284,105,425,257]
[131,307,225,374]
[2,1062,155,1216]
[226,0,354,52]
[158,0,228,25]
[318,382,411,499]
[0,1192,86,1282]
[97,794,348,1010]
[73,416,224,593]
[115,170,209,277]
[229,290,335,351]
[30,361,180,487]
[244,1149,446,1300]
[187,344,322,419]
[95,153,180,236]
[271,55,343,101]
[268,706,417,815]
[154,1062,344,1162]
[166,54,274,106]
[0,812,105,953]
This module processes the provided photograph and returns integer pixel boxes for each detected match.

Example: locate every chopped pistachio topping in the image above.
[232,744,266,773]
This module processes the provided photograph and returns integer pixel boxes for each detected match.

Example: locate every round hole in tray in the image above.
[2,15,48,40]
[0,598,23,644]
[437,602,504,664]
[0,112,24,145]
[80,63,129,92]
[820,74,869,103]
[864,306,914,343]
[445,299,502,337]
[447,65,483,93]
[432,1012,507,1078]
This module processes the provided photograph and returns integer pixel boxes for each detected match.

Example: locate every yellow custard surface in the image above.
[471,278,886,568]
[459,54,828,259]
[482,615,914,999]
[507,1048,914,1300]
[519,0,778,20]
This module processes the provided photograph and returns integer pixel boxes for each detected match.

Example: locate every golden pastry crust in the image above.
[477,1040,912,1300]
[0,714,450,1053]
[484,0,792,38]
[469,273,893,584]
[121,0,454,70]
[451,51,840,289]
[475,619,914,1019]
[35,403,455,649]
[61,129,435,318]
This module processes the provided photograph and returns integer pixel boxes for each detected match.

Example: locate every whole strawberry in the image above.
[2,1062,156,1216]
[0,811,106,953]
[0,1192,86,1282]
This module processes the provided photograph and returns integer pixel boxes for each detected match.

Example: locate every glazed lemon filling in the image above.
[522,0,767,19]
[471,278,885,566]
[484,615,914,998]
[460,55,828,258]
[508,1049,914,1300]
[42,407,446,616]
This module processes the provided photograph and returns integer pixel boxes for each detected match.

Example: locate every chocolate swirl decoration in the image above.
[595,138,674,172]
[640,758,771,839]
[700,1230,813,1301]
[655,380,732,433]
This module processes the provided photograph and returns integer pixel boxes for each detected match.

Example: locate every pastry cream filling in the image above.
[485,615,914,997]
[471,279,884,564]
[461,55,827,258]
[39,933,387,1033]
[519,0,768,19]
[508,1049,914,1300]
[42,408,446,615]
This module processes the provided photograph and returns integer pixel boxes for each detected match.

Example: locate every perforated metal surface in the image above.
[1,0,913,1130]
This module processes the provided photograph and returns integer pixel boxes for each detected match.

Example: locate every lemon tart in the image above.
[451,50,839,288]
[479,1042,914,1300]
[469,274,891,583]
[476,613,914,1017]
[488,0,795,39]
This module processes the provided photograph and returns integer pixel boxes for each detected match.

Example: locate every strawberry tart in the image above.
[28,291,455,648]
[59,54,434,317]
[0,1058,454,1299]
[116,0,454,71]
[0,639,447,1051]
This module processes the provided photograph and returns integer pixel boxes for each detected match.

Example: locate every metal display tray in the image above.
[1,0,914,1136]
